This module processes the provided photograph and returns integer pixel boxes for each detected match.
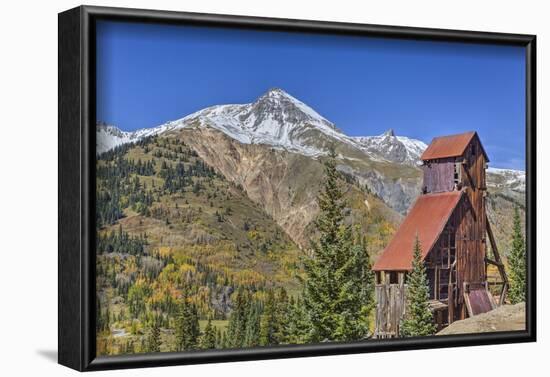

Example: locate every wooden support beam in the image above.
[485,282,497,310]
[448,260,457,324]
[486,221,509,305]
[463,283,473,317]
[485,258,504,268]
[463,165,475,189]
[398,272,405,286]
[487,222,503,264]
[448,281,454,324]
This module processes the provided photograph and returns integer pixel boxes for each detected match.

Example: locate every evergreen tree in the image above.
[274,288,290,343]
[226,288,250,348]
[97,298,110,332]
[200,317,217,349]
[302,148,373,342]
[174,302,186,351]
[188,304,200,348]
[175,292,200,351]
[356,234,376,322]
[508,207,526,304]
[102,302,111,332]
[220,330,228,349]
[259,290,278,346]
[400,235,436,337]
[286,296,309,344]
[215,327,223,348]
[243,301,261,347]
[145,317,161,353]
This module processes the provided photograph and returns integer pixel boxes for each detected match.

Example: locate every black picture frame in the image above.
[58,5,537,372]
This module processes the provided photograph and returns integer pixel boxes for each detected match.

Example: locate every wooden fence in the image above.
[374,283,407,338]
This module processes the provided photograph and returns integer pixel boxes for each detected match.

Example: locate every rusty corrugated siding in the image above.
[421,131,488,161]
[373,191,463,271]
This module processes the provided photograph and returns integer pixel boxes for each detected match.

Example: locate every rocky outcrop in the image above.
[177,127,324,247]
[437,303,525,335]
[174,127,401,250]
[336,163,421,214]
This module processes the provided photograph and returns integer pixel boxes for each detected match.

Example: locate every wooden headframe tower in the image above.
[372,131,508,338]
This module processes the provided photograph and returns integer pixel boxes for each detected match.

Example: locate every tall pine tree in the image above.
[215,327,223,348]
[145,316,161,353]
[302,148,373,342]
[400,235,436,337]
[259,289,278,346]
[175,291,200,351]
[357,234,376,315]
[508,206,526,304]
[226,287,251,348]
[200,317,216,349]
[243,300,261,347]
[336,233,375,339]
[274,288,290,343]
[286,296,309,344]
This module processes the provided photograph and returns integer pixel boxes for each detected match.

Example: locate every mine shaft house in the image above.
[373,131,508,338]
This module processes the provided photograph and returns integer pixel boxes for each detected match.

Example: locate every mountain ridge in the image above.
[96,88,525,217]
[97,88,426,165]
[97,88,523,174]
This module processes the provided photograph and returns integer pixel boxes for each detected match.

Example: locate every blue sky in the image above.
[96,21,526,170]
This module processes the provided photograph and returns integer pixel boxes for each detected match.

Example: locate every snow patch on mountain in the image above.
[487,167,526,192]
[96,121,189,154]
[96,125,138,154]
[351,129,428,166]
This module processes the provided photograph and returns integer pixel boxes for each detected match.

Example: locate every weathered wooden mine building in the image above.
[373,131,507,337]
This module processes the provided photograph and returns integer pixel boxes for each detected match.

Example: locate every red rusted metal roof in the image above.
[373,191,464,271]
[421,131,488,161]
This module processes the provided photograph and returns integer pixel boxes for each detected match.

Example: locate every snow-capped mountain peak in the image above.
[258,87,294,101]
[96,89,429,163]
[97,88,353,156]
[128,88,350,157]
[94,90,467,171]
[248,87,333,127]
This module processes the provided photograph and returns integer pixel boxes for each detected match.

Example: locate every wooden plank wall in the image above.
[461,136,487,260]
[374,283,406,338]
[423,157,455,193]
[449,195,486,319]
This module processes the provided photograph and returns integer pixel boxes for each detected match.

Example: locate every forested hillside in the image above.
[96,136,306,354]
[96,134,381,354]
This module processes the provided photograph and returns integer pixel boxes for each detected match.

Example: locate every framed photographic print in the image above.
[58,5,536,371]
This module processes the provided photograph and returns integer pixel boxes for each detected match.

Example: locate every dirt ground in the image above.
[437,303,526,336]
